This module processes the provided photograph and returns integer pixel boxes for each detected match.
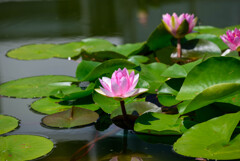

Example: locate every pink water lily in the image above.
[95,68,148,98]
[220,28,240,51]
[162,13,197,38]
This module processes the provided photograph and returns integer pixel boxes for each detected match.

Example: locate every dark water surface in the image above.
[0,0,240,160]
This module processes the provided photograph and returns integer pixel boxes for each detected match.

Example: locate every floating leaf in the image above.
[93,92,143,114]
[0,135,54,161]
[0,75,78,98]
[6,44,56,60]
[31,97,99,115]
[146,23,173,51]
[173,112,240,160]
[50,83,95,100]
[111,101,161,119]
[76,59,136,81]
[217,94,240,108]
[140,62,168,93]
[157,95,181,107]
[80,42,146,61]
[134,112,185,135]
[128,55,149,65]
[0,115,19,135]
[158,78,185,95]
[177,57,240,100]
[161,64,187,78]
[171,39,221,63]
[42,107,99,128]
[109,42,146,57]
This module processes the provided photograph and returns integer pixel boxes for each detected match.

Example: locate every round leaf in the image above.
[173,112,240,160]
[134,113,185,135]
[6,44,56,60]
[0,135,54,161]
[31,97,99,115]
[0,75,78,98]
[0,115,19,135]
[42,107,99,128]
[76,59,136,81]
[177,57,240,100]
[147,23,173,51]
[140,62,168,93]
[111,101,161,118]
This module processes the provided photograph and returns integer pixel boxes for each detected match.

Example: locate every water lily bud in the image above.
[95,68,148,98]
[162,13,197,38]
[220,28,240,51]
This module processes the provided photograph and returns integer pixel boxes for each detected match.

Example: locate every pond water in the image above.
[0,0,240,160]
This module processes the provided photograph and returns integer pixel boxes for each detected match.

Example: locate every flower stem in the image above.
[120,100,127,119]
[177,38,182,58]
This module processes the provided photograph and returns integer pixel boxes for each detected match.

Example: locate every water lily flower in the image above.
[95,68,148,98]
[220,28,240,51]
[162,13,197,38]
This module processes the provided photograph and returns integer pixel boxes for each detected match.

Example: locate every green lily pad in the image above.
[93,92,144,114]
[128,55,149,65]
[6,44,56,60]
[76,59,136,81]
[134,112,185,135]
[140,62,168,93]
[146,23,173,51]
[42,107,99,128]
[217,93,240,107]
[173,112,240,160]
[0,115,19,135]
[0,75,78,98]
[157,94,181,107]
[31,97,99,115]
[111,102,161,118]
[158,78,185,95]
[177,57,240,101]
[50,83,95,100]
[6,38,114,60]
[0,135,54,161]
[171,39,221,63]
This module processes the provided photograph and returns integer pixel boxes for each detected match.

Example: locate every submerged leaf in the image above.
[42,107,99,128]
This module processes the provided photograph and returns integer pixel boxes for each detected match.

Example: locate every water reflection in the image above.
[0,0,239,42]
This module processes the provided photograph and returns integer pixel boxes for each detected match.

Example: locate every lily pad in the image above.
[31,97,99,115]
[50,83,95,100]
[161,59,202,78]
[157,94,181,107]
[146,23,173,51]
[0,115,19,135]
[177,57,240,100]
[76,59,136,81]
[6,38,115,60]
[128,55,149,65]
[111,101,161,118]
[158,78,185,95]
[0,135,54,161]
[171,39,221,63]
[173,112,240,160]
[6,44,57,60]
[134,112,185,135]
[92,92,145,114]
[42,107,99,128]
[0,75,78,98]
[140,62,168,93]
